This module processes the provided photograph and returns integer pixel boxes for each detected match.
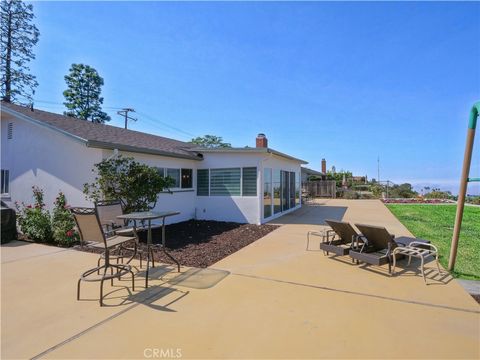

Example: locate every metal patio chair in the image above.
[70,207,136,306]
[95,200,146,268]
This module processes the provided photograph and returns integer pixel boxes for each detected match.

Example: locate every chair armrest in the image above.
[326,229,337,244]
[409,241,438,253]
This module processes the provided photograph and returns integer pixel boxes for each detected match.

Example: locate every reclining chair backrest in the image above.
[95,200,125,228]
[325,219,359,243]
[354,224,395,251]
[70,207,106,248]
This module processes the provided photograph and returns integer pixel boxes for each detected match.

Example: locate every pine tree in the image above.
[0,0,40,104]
[63,63,111,123]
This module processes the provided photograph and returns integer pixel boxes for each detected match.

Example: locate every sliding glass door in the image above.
[264,168,272,218]
[264,168,299,220]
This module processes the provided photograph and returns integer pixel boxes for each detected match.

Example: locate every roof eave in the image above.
[87,140,203,161]
[190,146,307,164]
[267,149,308,164]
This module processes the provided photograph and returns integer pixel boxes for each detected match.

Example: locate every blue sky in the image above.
[28,1,479,194]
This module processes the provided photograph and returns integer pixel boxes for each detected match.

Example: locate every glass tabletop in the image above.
[117,211,180,220]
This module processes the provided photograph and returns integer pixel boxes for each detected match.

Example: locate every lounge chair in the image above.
[319,219,363,256]
[70,207,136,306]
[349,224,398,273]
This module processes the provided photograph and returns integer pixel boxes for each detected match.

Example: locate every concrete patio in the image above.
[2,199,479,359]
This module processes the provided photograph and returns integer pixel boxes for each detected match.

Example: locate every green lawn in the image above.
[386,204,480,280]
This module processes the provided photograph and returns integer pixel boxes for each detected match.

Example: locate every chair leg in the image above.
[392,254,397,276]
[420,257,426,283]
[130,269,135,291]
[435,254,441,274]
[100,278,105,306]
[77,278,82,300]
[407,255,412,266]
[150,248,155,267]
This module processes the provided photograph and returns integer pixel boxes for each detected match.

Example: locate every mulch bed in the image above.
[74,220,279,268]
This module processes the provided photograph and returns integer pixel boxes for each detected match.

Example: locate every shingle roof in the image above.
[1,102,202,160]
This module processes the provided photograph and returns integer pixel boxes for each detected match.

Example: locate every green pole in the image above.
[448,101,479,271]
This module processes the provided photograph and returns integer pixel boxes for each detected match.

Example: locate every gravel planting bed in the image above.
[74,220,279,268]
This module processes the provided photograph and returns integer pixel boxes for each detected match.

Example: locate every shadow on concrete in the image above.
[0,240,31,247]
[167,267,230,289]
[269,204,348,226]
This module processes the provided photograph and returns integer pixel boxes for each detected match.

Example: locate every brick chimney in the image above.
[256,133,268,148]
[321,158,326,173]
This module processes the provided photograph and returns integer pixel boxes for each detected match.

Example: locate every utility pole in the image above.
[117,108,137,129]
[377,156,380,183]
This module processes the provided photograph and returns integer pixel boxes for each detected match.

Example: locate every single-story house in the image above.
[1,102,307,225]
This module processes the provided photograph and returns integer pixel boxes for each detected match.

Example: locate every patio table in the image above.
[117,211,180,288]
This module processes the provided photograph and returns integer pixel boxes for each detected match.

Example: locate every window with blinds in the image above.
[242,167,257,196]
[197,169,209,196]
[210,168,241,196]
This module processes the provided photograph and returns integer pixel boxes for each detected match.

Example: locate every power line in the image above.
[135,110,196,138]
[117,108,137,129]
[30,98,197,139]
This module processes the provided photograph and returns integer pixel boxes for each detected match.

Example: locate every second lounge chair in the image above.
[349,223,398,273]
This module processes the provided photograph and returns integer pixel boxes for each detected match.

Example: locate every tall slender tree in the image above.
[0,0,40,104]
[63,63,111,123]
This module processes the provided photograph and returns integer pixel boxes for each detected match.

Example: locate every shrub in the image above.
[83,155,173,213]
[51,192,79,246]
[16,186,53,243]
[343,190,360,199]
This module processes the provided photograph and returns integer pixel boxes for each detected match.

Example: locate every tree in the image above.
[424,188,452,199]
[326,170,353,188]
[0,0,40,104]
[191,135,231,148]
[388,183,418,198]
[63,63,111,123]
[83,155,173,213]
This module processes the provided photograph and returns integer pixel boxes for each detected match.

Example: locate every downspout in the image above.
[448,101,479,271]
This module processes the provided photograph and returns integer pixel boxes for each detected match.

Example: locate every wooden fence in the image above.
[302,180,337,199]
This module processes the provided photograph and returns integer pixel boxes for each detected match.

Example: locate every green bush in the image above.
[16,186,53,243]
[83,155,173,213]
[343,190,360,199]
[51,192,79,246]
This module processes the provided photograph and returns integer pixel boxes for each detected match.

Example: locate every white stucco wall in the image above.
[1,114,101,211]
